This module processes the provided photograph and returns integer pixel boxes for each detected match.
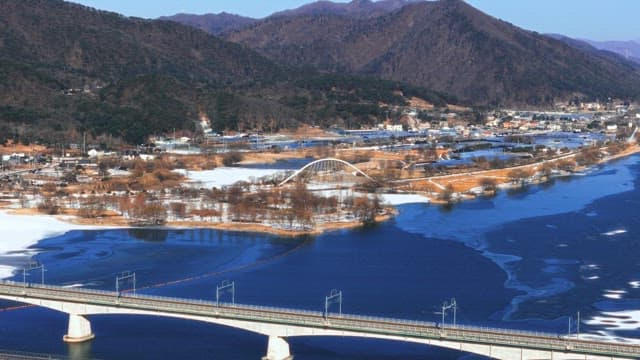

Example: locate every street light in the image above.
[116,271,136,295]
[216,280,235,306]
[324,289,342,320]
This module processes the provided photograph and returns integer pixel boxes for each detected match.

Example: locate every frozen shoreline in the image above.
[380,193,430,205]
[178,167,284,188]
[0,211,100,279]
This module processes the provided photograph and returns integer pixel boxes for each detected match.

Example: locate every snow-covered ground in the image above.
[178,167,431,208]
[177,167,285,188]
[0,211,96,279]
[584,309,640,344]
[380,193,430,205]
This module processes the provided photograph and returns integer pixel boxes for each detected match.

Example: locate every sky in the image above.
[69,0,640,41]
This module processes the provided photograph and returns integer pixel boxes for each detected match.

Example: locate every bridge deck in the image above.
[1,281,639,358]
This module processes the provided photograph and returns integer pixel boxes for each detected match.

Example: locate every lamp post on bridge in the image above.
[116,271,136,295]
[22,262,45,287]
[324,289,342,320]
[216,280,235,306]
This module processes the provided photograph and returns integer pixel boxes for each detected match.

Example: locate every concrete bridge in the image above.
[0,281,638,360]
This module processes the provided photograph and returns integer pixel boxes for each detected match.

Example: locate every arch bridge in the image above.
[278,158,373,186]
[0,281,637,360]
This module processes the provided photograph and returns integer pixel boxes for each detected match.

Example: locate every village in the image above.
[1,100,639,236]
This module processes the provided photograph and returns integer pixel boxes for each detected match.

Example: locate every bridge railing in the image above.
[3,280,640,356]
[0,349,75,360]
[0,281,599,339]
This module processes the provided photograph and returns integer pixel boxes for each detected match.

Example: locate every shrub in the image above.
[222,152,244,166]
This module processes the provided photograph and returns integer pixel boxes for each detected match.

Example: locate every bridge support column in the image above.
[262,336,293,360]
[63,314,95,343]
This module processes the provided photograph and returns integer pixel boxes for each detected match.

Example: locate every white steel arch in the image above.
[278,158,373,186]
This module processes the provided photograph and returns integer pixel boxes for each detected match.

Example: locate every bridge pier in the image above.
[63,314,95,343]
[262,336,293,360]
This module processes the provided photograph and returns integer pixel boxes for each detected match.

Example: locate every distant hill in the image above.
[580,39,640,65]
[226,0,640,105]
[546,34,640,67]
[158,12,257,35]
[270,0,422,19]
[0,0,455,145]
[161,0,420,35]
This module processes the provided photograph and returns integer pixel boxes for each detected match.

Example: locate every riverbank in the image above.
[1,201,401,238]
[405,143,640,202]
[1,143,637,246]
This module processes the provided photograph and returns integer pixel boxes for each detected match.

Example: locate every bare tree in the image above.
[170,202,187,220]
[479,177,497,193]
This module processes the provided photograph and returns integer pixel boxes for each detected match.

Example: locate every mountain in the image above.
[158,12,257,35]
[580,39,640,64]
[226,0,640,105]
[161,0,420,35]
[546,34,640,67]
[270,0,422,19]
[0,0,455,145]
[0,0,286,144]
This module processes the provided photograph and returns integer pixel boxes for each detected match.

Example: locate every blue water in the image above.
[1,155,640,359]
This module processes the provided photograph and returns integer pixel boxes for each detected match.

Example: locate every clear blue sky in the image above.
[69,0,640,41]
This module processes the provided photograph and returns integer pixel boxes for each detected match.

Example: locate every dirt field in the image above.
[401,143,640,198]
[0,142,46,155]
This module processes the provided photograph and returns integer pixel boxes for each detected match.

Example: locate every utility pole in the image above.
[324,289,342,320]
[22,263,45,287]
[577,311,580,339]
[441,298,457,328]
[116,271,136,295]
[216,280,235,306]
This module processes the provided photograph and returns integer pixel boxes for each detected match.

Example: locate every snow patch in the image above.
[0,211,100,279]
[380,194,430,205]
[602,229,627,236]
[180,167,284,188]
[586,310,640,340]
[603,289,627,299]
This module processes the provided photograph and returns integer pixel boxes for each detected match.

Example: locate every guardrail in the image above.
[1,280,640,357]
[0,349,87,360]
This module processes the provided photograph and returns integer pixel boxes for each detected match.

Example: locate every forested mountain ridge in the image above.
[0,0,455,145]
[160,0,422,35]
[224,0,640,105]
[548,35,640,65]
[158,12,257,35]
[269,0,422,19]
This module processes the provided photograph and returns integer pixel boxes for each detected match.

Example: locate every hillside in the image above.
[270,0,421,19]
[547,34,640,68]
[226,0,640,105]
[581,39,640,65]
[158,12,257,35]
[161,0,421,35]
[0,0,455,145]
